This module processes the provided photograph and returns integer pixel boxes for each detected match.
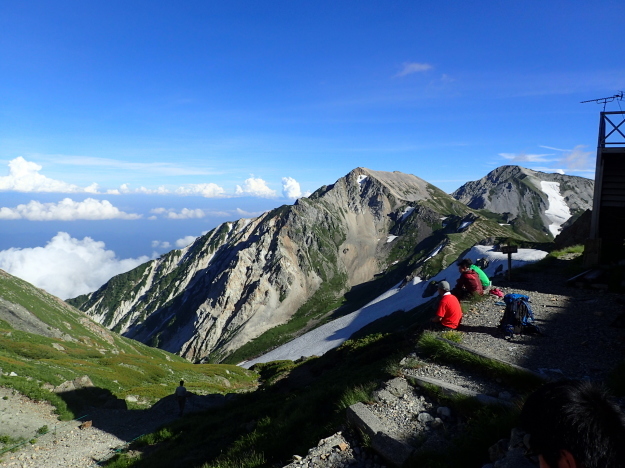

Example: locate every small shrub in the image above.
[36,425,48,435]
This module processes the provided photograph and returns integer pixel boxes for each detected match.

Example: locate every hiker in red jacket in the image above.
[451,259,483,300]
[430,281,463,330]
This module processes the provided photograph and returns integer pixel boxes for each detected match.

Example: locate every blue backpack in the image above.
[500,293,540,339]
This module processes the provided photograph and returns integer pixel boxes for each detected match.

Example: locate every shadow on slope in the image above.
[55,387,232,445]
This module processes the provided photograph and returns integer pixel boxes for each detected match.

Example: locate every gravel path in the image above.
[459,263,625,381]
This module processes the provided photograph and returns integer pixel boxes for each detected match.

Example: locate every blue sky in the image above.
[1,1,624,298]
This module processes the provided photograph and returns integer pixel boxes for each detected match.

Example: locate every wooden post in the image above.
[501,245,518,281]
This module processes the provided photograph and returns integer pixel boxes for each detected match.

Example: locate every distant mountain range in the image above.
[67,166,593,363]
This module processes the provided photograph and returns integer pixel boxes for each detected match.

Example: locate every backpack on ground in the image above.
[499,293,540,339]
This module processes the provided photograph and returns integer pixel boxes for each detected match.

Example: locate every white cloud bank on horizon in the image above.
[150,207,206,219]
[235,177,277,198]
[113,183,226,198]
[0,157,98,193]
[175,183,225,197]
[2,157,304,199]
[0,198,141,221]
[0,232,150,299]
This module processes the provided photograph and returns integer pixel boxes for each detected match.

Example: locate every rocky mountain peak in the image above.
[452,165,594,240]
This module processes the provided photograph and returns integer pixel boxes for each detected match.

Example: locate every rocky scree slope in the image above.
[452,165,593,241]
[69,167,516,363]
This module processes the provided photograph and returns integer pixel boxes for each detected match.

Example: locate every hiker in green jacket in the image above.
[463,258,490,288]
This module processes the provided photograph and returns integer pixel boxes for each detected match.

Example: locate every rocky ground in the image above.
[281,256,625,468]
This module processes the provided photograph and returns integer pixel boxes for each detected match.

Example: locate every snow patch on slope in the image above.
[241,245,547,368]
[400,207,415,221]
[540,181,571,237]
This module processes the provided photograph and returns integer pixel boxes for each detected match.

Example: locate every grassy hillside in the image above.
[0,270,258,420]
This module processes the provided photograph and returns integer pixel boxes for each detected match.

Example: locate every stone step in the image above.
[409,374,513,407]
[347,402,415,467]
[435,337,547,381]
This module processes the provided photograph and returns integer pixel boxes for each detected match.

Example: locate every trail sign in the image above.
[500,245,518,280]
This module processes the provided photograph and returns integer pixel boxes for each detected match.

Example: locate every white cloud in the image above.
[43,154,219,176]
[0,232,150,299]
[235,177,277,198]
[175,236,197,248]
[499,152,554,163]
[236,208,267,217]
[395,62,433,77]
[539,145,569,152]
[0,157,99,193]
[500,144,595,175]
[281,177,303,199]
[559,145,593,170]
[0,198,141,221]
[150,207,206,219]
[137,186,170,195]
[110,182,225,197]
[151,240,171,249]
[175,183,225,198]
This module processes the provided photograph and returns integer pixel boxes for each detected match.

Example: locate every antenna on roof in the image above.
[581,91,624,111]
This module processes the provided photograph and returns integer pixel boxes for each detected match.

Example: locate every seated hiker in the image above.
[520,380,625,468]
[452,259,483,299]
[463,257,490,288]
[175,380,188,416]
[429,280,463,330]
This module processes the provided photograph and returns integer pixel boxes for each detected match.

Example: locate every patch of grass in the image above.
[250,360,296,387]
[36,425,49,435]
[550,244,584,258]
[440,329,463,343]
[336,382,378,411]
[514,244,585,276]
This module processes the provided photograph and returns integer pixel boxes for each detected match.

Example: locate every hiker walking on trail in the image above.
[452,259,483,299]
[430,281,463,330]
[175,380,187,416]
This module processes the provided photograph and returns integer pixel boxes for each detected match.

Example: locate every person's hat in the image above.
[438,280,450,292]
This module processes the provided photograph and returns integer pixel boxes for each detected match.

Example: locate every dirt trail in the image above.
[0,391,222,468]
